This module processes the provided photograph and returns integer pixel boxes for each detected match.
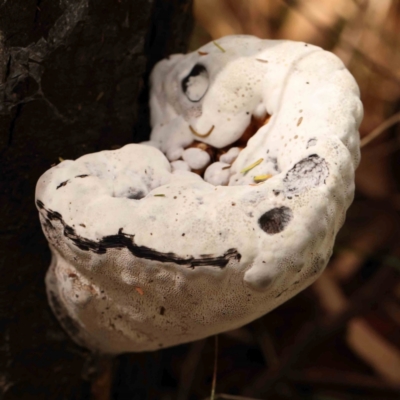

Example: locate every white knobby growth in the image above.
[36,35,362,353]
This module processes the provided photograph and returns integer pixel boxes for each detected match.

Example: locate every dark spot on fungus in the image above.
[75,174,89,178]
[56,180,69,189]
[297,116,303,126]
[269,157,279,172]
[159,306,166,316]
[258,206,293,234]
[283,154,329,195]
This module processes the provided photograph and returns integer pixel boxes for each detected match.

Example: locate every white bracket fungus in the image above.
[36,35,363,354]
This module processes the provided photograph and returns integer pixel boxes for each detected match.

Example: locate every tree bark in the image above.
[0,1,193,398]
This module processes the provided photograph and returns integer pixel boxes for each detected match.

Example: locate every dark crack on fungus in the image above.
[258,206,293,234]
[36,200,241,269]
[283,154,329,195]
[56,180,69,189]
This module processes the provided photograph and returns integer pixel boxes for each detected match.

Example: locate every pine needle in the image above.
[253,174,272,183]
[213,41,226,53]
[240,158,263,174]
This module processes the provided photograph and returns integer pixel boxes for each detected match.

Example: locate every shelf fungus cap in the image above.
[36,35,362,354]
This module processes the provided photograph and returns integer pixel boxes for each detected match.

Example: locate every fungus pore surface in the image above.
[36,35,362,353]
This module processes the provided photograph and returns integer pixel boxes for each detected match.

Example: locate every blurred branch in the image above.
[90,357,114,400]
[279,0,400,86]
[245,251,400,396]
[250,317,279,369]
[205,394,264,400]
[314,274,400,383]
[211,335,219,400]
[361,112,400,147]
[289,369,400,394]
[177,340,207,400]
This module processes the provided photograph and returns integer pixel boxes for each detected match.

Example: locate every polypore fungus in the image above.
[36,35,362,353]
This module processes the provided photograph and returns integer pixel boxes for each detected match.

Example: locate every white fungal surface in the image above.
[36,35,362,354]
[182,147,211,170]
[204,162,231,186]
[220,147,241,165]
[171,160,191,172]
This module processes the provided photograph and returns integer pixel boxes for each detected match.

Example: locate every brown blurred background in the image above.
[174,1,400,399]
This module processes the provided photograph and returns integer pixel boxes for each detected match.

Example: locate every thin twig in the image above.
[217,394,265,400]
[251,317,279,368]
[210,335,218,400]
[177,340,207,400]
[360,111,400,147]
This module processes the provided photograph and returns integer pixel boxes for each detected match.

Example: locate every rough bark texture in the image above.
[0,1,193,398]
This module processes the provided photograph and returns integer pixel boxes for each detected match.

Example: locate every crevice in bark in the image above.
[6,103,21,146]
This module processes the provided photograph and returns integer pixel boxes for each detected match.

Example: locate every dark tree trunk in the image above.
[0,1,193,399]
